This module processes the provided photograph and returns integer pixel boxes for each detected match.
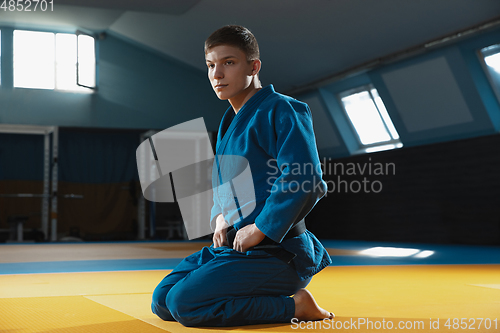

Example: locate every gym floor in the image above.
[0,240,499,332]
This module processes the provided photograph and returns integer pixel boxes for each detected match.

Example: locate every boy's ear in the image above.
[251,59,261,76]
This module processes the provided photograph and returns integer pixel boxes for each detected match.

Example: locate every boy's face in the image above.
[205,45,257,101]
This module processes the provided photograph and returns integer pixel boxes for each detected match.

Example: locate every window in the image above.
[77,34,96,89]
[339,85,402,153]
[479,44,500,105]
[13,30,95,91]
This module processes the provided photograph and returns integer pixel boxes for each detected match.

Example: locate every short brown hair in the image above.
[205,25,260,62]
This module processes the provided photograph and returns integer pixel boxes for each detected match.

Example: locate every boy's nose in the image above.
[213,66,224,79]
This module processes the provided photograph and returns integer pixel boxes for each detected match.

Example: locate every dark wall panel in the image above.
[308,134,500,245]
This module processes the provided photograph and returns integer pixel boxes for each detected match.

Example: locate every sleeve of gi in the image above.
[254,100,327,243]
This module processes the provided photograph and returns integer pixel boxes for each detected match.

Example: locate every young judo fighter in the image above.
[151,25,333,327]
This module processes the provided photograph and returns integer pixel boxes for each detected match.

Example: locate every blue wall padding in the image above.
[0,134,44,180]
[58,128,143,183]
[0,128,143,183]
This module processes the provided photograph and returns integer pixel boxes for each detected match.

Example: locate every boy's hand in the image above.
[213,214,228,248]
[233,224,266,252]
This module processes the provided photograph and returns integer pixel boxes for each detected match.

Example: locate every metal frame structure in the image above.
[0,124,58,241]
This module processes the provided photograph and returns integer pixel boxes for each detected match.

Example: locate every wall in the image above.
[0,26,227,132]
[2,23,500,243]
[0,26,228,240]
[307,133,500,245]
[294,26,500,158]
[295,26,500,245]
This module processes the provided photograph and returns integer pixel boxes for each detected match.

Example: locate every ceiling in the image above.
[1,0,500,92]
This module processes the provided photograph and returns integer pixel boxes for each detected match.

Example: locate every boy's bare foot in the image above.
[293,288,334,321]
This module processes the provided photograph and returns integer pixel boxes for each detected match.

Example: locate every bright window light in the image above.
[414,250,435,258]
[339,86,401,149]
[484,52,500,74]
[360,247,420,257]
[77,34,96,88]
[371,88,399,140]
[14,30,55,89]
[480,44,500,105]
[56,33,78,90]
[341,91,390,145]
[13,30,95,92]
[359,246,434,258]
[365,143,403,153]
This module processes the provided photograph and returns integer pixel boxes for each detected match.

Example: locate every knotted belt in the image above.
[226,219,306,264]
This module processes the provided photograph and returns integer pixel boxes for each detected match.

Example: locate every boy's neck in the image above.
[229,81,262,114]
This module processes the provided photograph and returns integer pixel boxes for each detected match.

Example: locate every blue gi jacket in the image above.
[210,85,332,280]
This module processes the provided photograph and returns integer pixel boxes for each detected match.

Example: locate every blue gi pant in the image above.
[151,245,311,327]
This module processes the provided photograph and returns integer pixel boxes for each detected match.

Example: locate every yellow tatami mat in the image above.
[0,242,213,263]
[1,264,499,332]
[0,242,355,264]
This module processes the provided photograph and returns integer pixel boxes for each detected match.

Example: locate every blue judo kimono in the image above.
[151,85,331,327]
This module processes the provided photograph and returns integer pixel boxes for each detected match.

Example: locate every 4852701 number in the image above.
[0,0,54,11]
[444,318,498,330]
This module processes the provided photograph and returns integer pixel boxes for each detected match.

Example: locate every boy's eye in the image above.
[208,64,215,69]
[225,61,233,65]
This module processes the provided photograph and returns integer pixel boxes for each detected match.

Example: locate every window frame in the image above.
[478,43,500,106]
[337,84,402,153]
[76,30,97,90]
[12,28,96,92]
